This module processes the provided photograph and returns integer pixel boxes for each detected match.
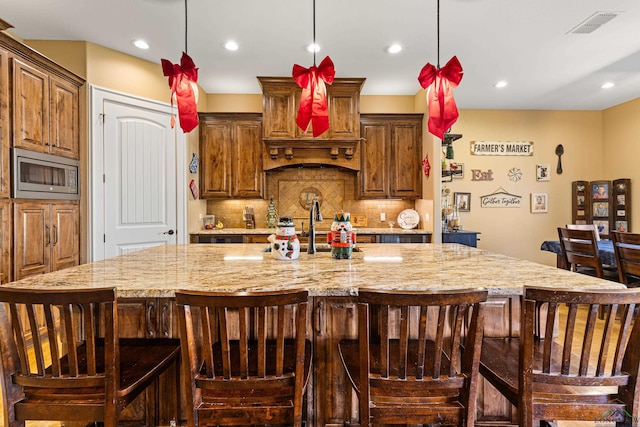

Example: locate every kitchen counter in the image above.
[190,227,432,235]
[8,243,624,298]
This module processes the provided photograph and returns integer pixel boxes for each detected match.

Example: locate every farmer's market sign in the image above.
[470,141,534,156]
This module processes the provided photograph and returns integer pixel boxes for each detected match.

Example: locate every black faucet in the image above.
[307,194,323,254]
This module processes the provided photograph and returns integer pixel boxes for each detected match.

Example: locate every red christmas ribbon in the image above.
[418,55,463,140]
[292,56,335,137]
[161,52,199,133]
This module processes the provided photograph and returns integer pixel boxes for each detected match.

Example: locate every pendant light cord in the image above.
[185,0,189,53]
[312,0,317,66]
[436,0,440,69]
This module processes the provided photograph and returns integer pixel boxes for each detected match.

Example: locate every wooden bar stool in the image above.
[0,287,181,427]
[176,289,312,427]
[480,286,640,427]
[338,288,487,427]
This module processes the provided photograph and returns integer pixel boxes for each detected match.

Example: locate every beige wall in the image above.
[24,39,640,267]
[443,109,603,265]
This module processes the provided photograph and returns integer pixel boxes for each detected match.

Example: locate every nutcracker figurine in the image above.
[327,211,357,259]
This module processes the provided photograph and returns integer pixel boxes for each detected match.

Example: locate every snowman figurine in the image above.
[267,217,301,260]
[327,211,357,259]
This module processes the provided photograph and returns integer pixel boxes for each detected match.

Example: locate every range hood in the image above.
[262,138,361,171]
[258,76,365,171]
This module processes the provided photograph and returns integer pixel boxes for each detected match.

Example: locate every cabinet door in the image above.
[262,86,298,139]
[313,297,359,426]
[232,119,264,198]
[13,202,50,279]
[358,121,388,198]
[50,202,79,272]
[326,84,360,140]
[389,119,422,198]
[49,76,80,159]
[0,199,11,283]
[0,47,8,197]
[12,59,50,153]
[200,120,232,198]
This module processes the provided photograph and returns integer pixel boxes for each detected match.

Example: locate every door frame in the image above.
[89,85,187,261]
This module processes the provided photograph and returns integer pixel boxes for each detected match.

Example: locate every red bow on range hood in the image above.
[161,51,199,133]
[292,55,336,138]
[418,55,463,140]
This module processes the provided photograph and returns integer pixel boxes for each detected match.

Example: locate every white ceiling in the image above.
[3,0,640,110]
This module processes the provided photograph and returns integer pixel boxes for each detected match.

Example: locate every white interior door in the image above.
[91,87,186,261]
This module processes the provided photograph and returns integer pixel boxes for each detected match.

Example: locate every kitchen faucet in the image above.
[307,194,323,254]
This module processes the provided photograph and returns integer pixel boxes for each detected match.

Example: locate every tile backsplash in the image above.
[206,168,415,231]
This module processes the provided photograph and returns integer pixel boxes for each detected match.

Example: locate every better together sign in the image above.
[470,141,534,156]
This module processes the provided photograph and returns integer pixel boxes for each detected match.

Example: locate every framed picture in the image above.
[592,201,609,217]
[615,221,628,232]
[536,164,550,182]
[617,194,626,206]
[593,220,609,236]
[531,193,548,213]
[577,195,585,207]
[453,163,464,179]
[592,182,609,200]
[454,192,471,212]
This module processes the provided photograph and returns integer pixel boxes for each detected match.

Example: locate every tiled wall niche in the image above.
[205,168,414,230]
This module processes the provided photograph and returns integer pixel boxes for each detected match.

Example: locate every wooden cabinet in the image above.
[13,201,79,280]
[12,59,80,159]
[199,113,264,199]
[258,77,364,140]
[0,46,8,197]
[0,199,11,284]
[115,298,177,339]
[359,114,423,199]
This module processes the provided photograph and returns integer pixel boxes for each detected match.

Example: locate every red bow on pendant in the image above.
[292,56,335,138]
[161,52,199,133]
[418,56,463,140]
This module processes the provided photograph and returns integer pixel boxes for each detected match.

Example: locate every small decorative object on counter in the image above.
[266,197,278,229]
[189,153,199,173]
[267,217,300,261]
[203,215,216,230]
[327,211,357,259]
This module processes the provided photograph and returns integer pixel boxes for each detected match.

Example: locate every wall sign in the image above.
[470,169,494,181]
[470,141,534,156]
[480,187,522,208]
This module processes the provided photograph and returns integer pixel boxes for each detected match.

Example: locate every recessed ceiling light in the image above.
[386,44,403,54]
[601,82,615,89]
[306,43,321,53]
[494,81,508,88]
[224,40,239,51]
[133,39,149,50]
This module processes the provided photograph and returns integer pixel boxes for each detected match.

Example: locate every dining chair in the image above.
[176,289,312,427]
[566,223,601,241]
[557,227,618,281]
[480,286,640,427]
[0,287,181,427]
[338,288,487,427]
[611,231,640,287]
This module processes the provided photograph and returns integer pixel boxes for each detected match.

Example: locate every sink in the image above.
[261,244,361,253]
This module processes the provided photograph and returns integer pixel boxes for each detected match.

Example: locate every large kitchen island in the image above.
[4,243,625,426]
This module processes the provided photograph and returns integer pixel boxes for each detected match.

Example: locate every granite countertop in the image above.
[7,244,624,298]
[191,227,432,235]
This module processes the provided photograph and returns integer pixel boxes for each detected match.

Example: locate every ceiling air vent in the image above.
[567,11,621,34]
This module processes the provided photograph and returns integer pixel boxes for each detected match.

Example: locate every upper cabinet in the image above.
[359,114,423,199]
[12,59,80,159]
[199,113,264,199]
[258,77,365,171]
[258,77,364,140]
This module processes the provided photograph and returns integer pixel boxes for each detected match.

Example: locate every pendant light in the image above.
[417,0,463,140]
[292,0,336,138]
[161,0,199,133]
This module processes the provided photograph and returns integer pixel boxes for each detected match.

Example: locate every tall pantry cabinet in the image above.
[1,22,83,283]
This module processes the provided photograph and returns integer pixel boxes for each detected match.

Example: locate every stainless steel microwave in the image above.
[12,148,80,200]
